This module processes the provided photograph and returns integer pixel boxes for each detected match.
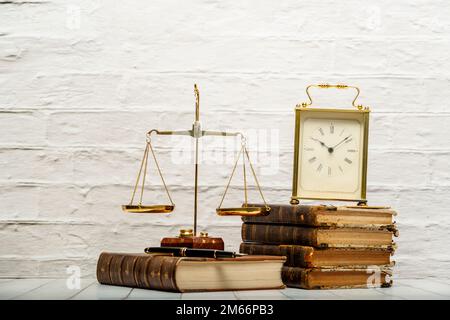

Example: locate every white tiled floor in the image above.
[1,278,449,300]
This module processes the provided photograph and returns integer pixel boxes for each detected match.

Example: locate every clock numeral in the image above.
[328,166,331,176]
[347,149,357,153]
[318,128,324,136]
[304,147,314,151]
[344,157,352,164]
[317,163,323,172]
[339,165,344,173]
[308,156,317,163]
[339,129,345,136]
[330,123,334,134]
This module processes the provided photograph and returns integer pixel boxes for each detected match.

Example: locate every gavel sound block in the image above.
[160,229,225,250]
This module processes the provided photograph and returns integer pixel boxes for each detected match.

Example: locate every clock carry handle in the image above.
[299,84,368,110]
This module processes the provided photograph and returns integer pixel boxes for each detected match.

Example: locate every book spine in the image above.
[282,267,309,289]
[239,243,314,267]
[134,255,150,288]
[121,254,140,287]
[96,252,114,284]
[109,254,126,286]
[96,253,181,292]
[241,223,318,246]
[242,204,320,226]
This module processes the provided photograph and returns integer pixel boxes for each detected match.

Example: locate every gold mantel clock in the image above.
[290,84,370,206]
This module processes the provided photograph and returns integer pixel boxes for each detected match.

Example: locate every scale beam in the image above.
[150,129,240,138]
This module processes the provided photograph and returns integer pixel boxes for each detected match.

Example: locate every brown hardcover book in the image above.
[239,243,394,268]
[242,223,395,248]
[97,252,286,292]
[282,266,393,289]
[242,204,397,230]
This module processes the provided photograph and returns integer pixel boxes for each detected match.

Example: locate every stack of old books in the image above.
[240,204,398,289]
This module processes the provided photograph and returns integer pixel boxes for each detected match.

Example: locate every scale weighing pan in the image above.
[122,204,174,214]
[216,206,270,216]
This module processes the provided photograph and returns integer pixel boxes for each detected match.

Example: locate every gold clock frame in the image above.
[290,84,370,206]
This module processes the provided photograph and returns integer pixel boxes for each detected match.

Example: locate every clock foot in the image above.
[357,201,368,207]
[290,198,300,205]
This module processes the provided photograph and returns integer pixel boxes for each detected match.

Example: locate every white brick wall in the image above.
[1,0,449,280]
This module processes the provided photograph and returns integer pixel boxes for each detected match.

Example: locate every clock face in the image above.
[294,110,367,201]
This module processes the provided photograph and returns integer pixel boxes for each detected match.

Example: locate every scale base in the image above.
[160,229,224,250]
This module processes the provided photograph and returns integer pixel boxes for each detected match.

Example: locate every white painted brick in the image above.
[0,111,46,146]
[430,152,450,186]
[335,39,450,76]
[0,185,40,220]
[0,257,96,279]
[0,73,124,108]
[0,184,83,220]
[0,148,73,182]
[390,114,450,150]
[373,187,450,225]
[368,151,432,187]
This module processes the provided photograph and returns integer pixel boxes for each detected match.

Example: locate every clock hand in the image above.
[310,137,334,154]
[332,135,352,150]
[310,137,329,148]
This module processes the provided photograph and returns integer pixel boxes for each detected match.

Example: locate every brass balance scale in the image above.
[122,85,270,249]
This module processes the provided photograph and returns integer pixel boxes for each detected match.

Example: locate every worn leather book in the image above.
[97,252,286,292]
[242,203,397,229]
[282,266,393,289]
[242,223,396,248]
[239,243,394,268]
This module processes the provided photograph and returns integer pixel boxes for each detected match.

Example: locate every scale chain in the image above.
[129,143,149,206]
[128,139,174,207]
[242,148,248,207]
[243,146,270,210]
[149,141,175,206]
[217,144,244,209]
[139,142,150,205]
[217,141,269,211]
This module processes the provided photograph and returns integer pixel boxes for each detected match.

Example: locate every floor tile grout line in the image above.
[394,282,450,298]
[122,288,134,300]
[9,279,55,300]
[279,289,294,300]
[330,288,385,300]
[231,291,240,300]
[375,284,447,300]
[374,289,407,300]
[399,277,450,287]
[67,280,97,300]
[324,290,345,299]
